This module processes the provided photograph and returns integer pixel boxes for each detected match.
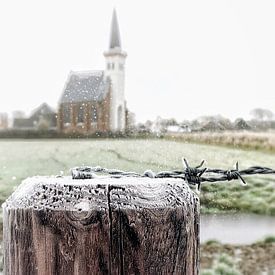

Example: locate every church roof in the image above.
[109,8,121,49]
[60,71,110,104]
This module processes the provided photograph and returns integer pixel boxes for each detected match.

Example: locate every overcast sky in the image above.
[0,0,274,122]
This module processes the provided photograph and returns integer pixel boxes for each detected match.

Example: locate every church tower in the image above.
[104,9,127,131]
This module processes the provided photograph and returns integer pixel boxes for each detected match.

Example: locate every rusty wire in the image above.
[71,158,275,190]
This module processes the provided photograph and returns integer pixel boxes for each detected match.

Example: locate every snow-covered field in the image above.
[0,138,274,215]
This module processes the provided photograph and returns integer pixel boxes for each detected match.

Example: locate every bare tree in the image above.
[250,108,274,121]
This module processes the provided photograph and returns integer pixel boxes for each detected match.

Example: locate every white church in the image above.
[57,9,128,133]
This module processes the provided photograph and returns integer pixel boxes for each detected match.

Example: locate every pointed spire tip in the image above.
[109,8,121,49]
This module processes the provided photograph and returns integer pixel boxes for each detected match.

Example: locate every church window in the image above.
[63,105,70,124]
[78,105,85,123]
[91,105,98,122]
[119,63,124,70]
[107,63,111,70]
[111,63,115,69]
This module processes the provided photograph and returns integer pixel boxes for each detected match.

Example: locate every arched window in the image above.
[91,105,97,123]
[78,104,85,123]
[63,104,70,124]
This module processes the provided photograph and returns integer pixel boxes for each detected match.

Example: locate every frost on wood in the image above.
[4,176,198,211]
[3,176,200,275]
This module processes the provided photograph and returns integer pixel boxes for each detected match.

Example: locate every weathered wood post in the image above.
[3,176,199,275]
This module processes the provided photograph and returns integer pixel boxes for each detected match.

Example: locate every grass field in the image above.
[0,138,275,215]
[168,130,275,152]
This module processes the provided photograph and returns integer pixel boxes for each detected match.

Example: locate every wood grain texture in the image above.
[3,176,199,275]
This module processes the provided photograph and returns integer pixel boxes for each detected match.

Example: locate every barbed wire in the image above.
[71,158,275,190]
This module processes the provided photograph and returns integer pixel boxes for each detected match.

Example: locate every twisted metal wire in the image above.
[71,158,275,190]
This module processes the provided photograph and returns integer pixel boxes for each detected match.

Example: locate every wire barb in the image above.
[182,158,207,190]
[224,162,246,185]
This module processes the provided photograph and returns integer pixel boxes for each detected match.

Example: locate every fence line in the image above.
[71,158,275,190]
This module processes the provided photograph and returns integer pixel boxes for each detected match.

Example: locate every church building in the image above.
[57,9,127,133]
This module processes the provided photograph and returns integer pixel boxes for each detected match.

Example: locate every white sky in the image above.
[0,0,274,122]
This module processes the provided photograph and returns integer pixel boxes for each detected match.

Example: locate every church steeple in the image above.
[104,8,127,132]
[109,8,121,49]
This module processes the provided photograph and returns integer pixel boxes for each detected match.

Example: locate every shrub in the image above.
[255,235,275,245]
[262,235,275,244]
[201,254,241,275]
[205,239,221,245]
[214,263,241,275]
[217,254,234,268]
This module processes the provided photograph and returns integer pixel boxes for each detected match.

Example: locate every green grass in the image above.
[0,138,274,215]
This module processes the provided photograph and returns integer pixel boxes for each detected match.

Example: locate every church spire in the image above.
[109,8,121,49]
[104,8,127,132]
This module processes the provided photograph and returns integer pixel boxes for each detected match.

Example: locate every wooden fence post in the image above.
[3,176,199,275]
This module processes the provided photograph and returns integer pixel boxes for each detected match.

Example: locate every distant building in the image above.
[13,103,56,130]
[0,113,8,129]
[57,9,127,133]
[12,110,26,120]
